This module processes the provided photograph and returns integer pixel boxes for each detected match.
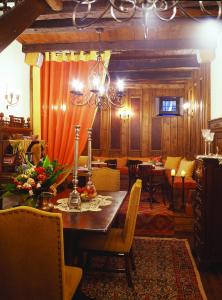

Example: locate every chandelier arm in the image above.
[154,5,177,22]
[109,0,136,13]
[70,92,92,106]
[177,1,222,22]
[73,1,111,29]
[110,5,137,23]
[199,1,222,19]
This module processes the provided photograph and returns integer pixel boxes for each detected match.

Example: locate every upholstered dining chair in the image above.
[92,167,120,191]
[78,179,142,287]
[0,206,82,300]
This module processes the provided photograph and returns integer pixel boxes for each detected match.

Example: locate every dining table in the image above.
[53,189,127,264]
[53,190,127,233]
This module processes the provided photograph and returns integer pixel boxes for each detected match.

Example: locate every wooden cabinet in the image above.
[193,156,222,269]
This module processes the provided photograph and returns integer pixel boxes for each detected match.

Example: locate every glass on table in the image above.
[201,129,211,155]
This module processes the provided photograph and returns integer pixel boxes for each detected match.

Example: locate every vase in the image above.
[40,192,54,211]
[25,194,41,208]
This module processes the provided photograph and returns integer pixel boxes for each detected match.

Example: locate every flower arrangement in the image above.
[4,156,65,200]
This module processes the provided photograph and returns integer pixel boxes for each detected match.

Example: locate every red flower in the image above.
[35,167,45,174]
[37,174,47,182]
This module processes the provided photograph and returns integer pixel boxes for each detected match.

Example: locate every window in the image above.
[156,96,183,116]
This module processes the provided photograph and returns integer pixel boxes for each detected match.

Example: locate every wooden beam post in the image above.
[0,0,48,53]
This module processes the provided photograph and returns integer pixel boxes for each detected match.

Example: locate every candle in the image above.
[171,169,176,176]
[181,170,186,177]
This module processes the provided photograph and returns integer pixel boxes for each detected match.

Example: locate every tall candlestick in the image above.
[181,174,185,211]
[169,170,175,211]
[86,128,96,196]
[68,125,81,210]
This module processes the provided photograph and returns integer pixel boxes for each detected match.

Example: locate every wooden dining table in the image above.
[53,190,127,233]
[53,189,127,265]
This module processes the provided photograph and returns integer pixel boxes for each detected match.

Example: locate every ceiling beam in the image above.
[22,38,216,53]
[0,0,48,53]
[110,70,192,81]
[109,57,199,72]
[45,0,63,11]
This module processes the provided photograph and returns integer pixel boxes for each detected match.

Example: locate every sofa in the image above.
[92,155,197,212]
[93,155,162,175]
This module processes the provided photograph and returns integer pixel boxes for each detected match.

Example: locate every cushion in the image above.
[164,156,182,170]
[176,159,195,177]
[116,157,128,168]
[78,155,88,167]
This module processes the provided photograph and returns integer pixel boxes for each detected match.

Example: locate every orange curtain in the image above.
[40,51,110,166]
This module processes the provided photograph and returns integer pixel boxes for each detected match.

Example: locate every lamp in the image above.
[118,107,132,120]
[72,1,222,39]
[5,92,20,109]
[70,27,125,110]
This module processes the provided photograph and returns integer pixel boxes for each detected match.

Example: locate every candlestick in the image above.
[169,173,175,211]
[86,128,96,196]
[68,125,81,210]
[181,170,186,177]
[181,174,185,211]
[171,169,176,177]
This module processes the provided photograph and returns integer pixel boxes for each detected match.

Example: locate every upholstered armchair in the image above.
[0,206,82,300]
[78,179,142,287]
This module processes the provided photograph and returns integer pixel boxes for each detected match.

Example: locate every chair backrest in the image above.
[78,155,88,167]
[0,206,66,300]
[104,159,117,169]
[122,179,142,249]
[92,167,120,191]
[127,160,142,177]
[31,143,42,165]
[138,164,155,179]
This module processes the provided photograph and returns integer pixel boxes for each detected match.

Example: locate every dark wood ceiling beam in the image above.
[0,0,48,53]
[22,39,216,53]
[109,57,199,71]
[110,70,192,81]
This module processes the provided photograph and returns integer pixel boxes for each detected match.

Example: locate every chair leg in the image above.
[124,253,133,288]
[129,247,136,272]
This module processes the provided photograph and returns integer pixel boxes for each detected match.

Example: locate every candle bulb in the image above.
[181,170,186,177]
[171,169,176,176]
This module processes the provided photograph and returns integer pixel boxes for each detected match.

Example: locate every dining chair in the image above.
[0,206,82,300]
[78,179,142,287]
[92,167,120,191]
[104,159,117,169]
[127,159,142,191]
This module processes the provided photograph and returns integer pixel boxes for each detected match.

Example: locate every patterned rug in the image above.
[115,192,175,236]
[82,237,207,300]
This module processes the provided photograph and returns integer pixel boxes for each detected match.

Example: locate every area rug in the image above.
[82,237,207,300]
[115,192,175,236]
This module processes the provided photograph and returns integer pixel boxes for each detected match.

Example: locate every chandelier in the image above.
[70,27,125,109]
[73,1,222,39]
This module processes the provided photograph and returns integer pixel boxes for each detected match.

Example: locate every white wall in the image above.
[211,34,222,120]
[0,40,30,119]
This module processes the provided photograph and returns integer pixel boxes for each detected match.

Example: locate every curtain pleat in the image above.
[40,51,110,166]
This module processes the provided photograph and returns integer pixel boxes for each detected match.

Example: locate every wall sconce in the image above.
[5,91,20,109]
[118,107,133,120]
[183,101,195,117]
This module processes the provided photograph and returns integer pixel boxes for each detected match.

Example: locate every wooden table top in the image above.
[53,190,127,233]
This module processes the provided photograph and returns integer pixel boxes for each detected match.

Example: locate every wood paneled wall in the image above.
[92,66,211,159]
